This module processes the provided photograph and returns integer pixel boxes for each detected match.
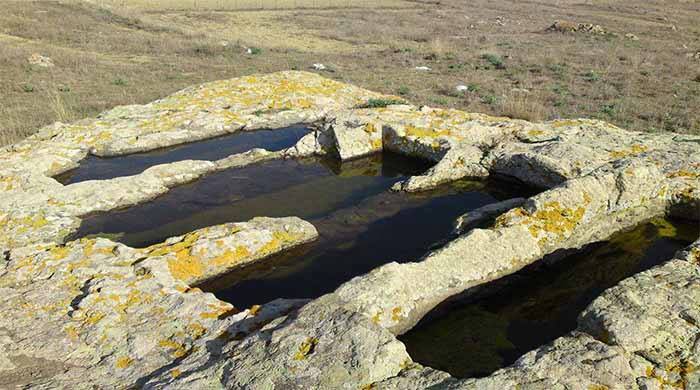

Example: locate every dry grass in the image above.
[88,0,409,11]
[0,0,699,146]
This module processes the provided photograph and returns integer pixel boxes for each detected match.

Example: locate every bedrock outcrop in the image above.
[0,71,698,388]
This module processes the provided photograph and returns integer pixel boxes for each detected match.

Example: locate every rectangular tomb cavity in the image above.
[55,124,309,184]
[73,152,531,307]
[399,218,700,379]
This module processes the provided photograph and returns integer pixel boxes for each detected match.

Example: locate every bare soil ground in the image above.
[1,0,698,146]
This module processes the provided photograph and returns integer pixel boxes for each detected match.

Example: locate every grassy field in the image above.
[90,0,411,10]
[1,0,698,146]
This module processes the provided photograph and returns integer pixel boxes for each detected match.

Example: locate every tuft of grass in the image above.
[481,53,505,69]
[22,84,35,93]
[499,90,549,122]
[248,47,262,55]
[112,78,128,86]
[546,63,568,77]
[481,94,498,105]
[46,88,76,123]
[356,98,406,108]
[583,70,601,82]
[430,96,449,105]
[600,103,616,116]
[397,85,410,96]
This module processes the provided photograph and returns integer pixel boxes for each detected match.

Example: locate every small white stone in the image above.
[312,63,326,71]
[415,66,431,71]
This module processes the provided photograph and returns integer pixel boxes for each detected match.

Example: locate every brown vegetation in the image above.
[1,0,699,146]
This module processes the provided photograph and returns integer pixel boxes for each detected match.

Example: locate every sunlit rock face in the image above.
[0,71,698,388]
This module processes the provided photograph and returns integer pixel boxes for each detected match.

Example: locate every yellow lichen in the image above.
[170,369,182,378]
[391,307,402,322]
[159,339,188,358]
[668,169,699,179]
[210,246,251,267]
[84,311,106,325]
[493,207,529,228]
[522,201,586,242]
[690,247,700,264]
[167,248,203,281]
[371,310,383,324]
[404,124,450,138]
[200,303,236,319]
[609,144,648,159]
[65,325,79,340]
[248,305,262,316]
[49,245,70,260]
[187,322,207,339]
[115,356,133,369]
[293,337,319,361]
[258,230,302,256]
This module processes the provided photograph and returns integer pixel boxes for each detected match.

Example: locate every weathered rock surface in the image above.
[141,217,318,286]
[0,71,698,388]
[453,197,526,234]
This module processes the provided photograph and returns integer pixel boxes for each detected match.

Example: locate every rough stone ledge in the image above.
[0,71,699,388]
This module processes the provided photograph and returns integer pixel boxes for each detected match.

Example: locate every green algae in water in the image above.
[399,218,699,378]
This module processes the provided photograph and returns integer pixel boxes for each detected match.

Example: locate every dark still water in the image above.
[399,219,699,379]
[74,151,529,307]
[55,125,309,184]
